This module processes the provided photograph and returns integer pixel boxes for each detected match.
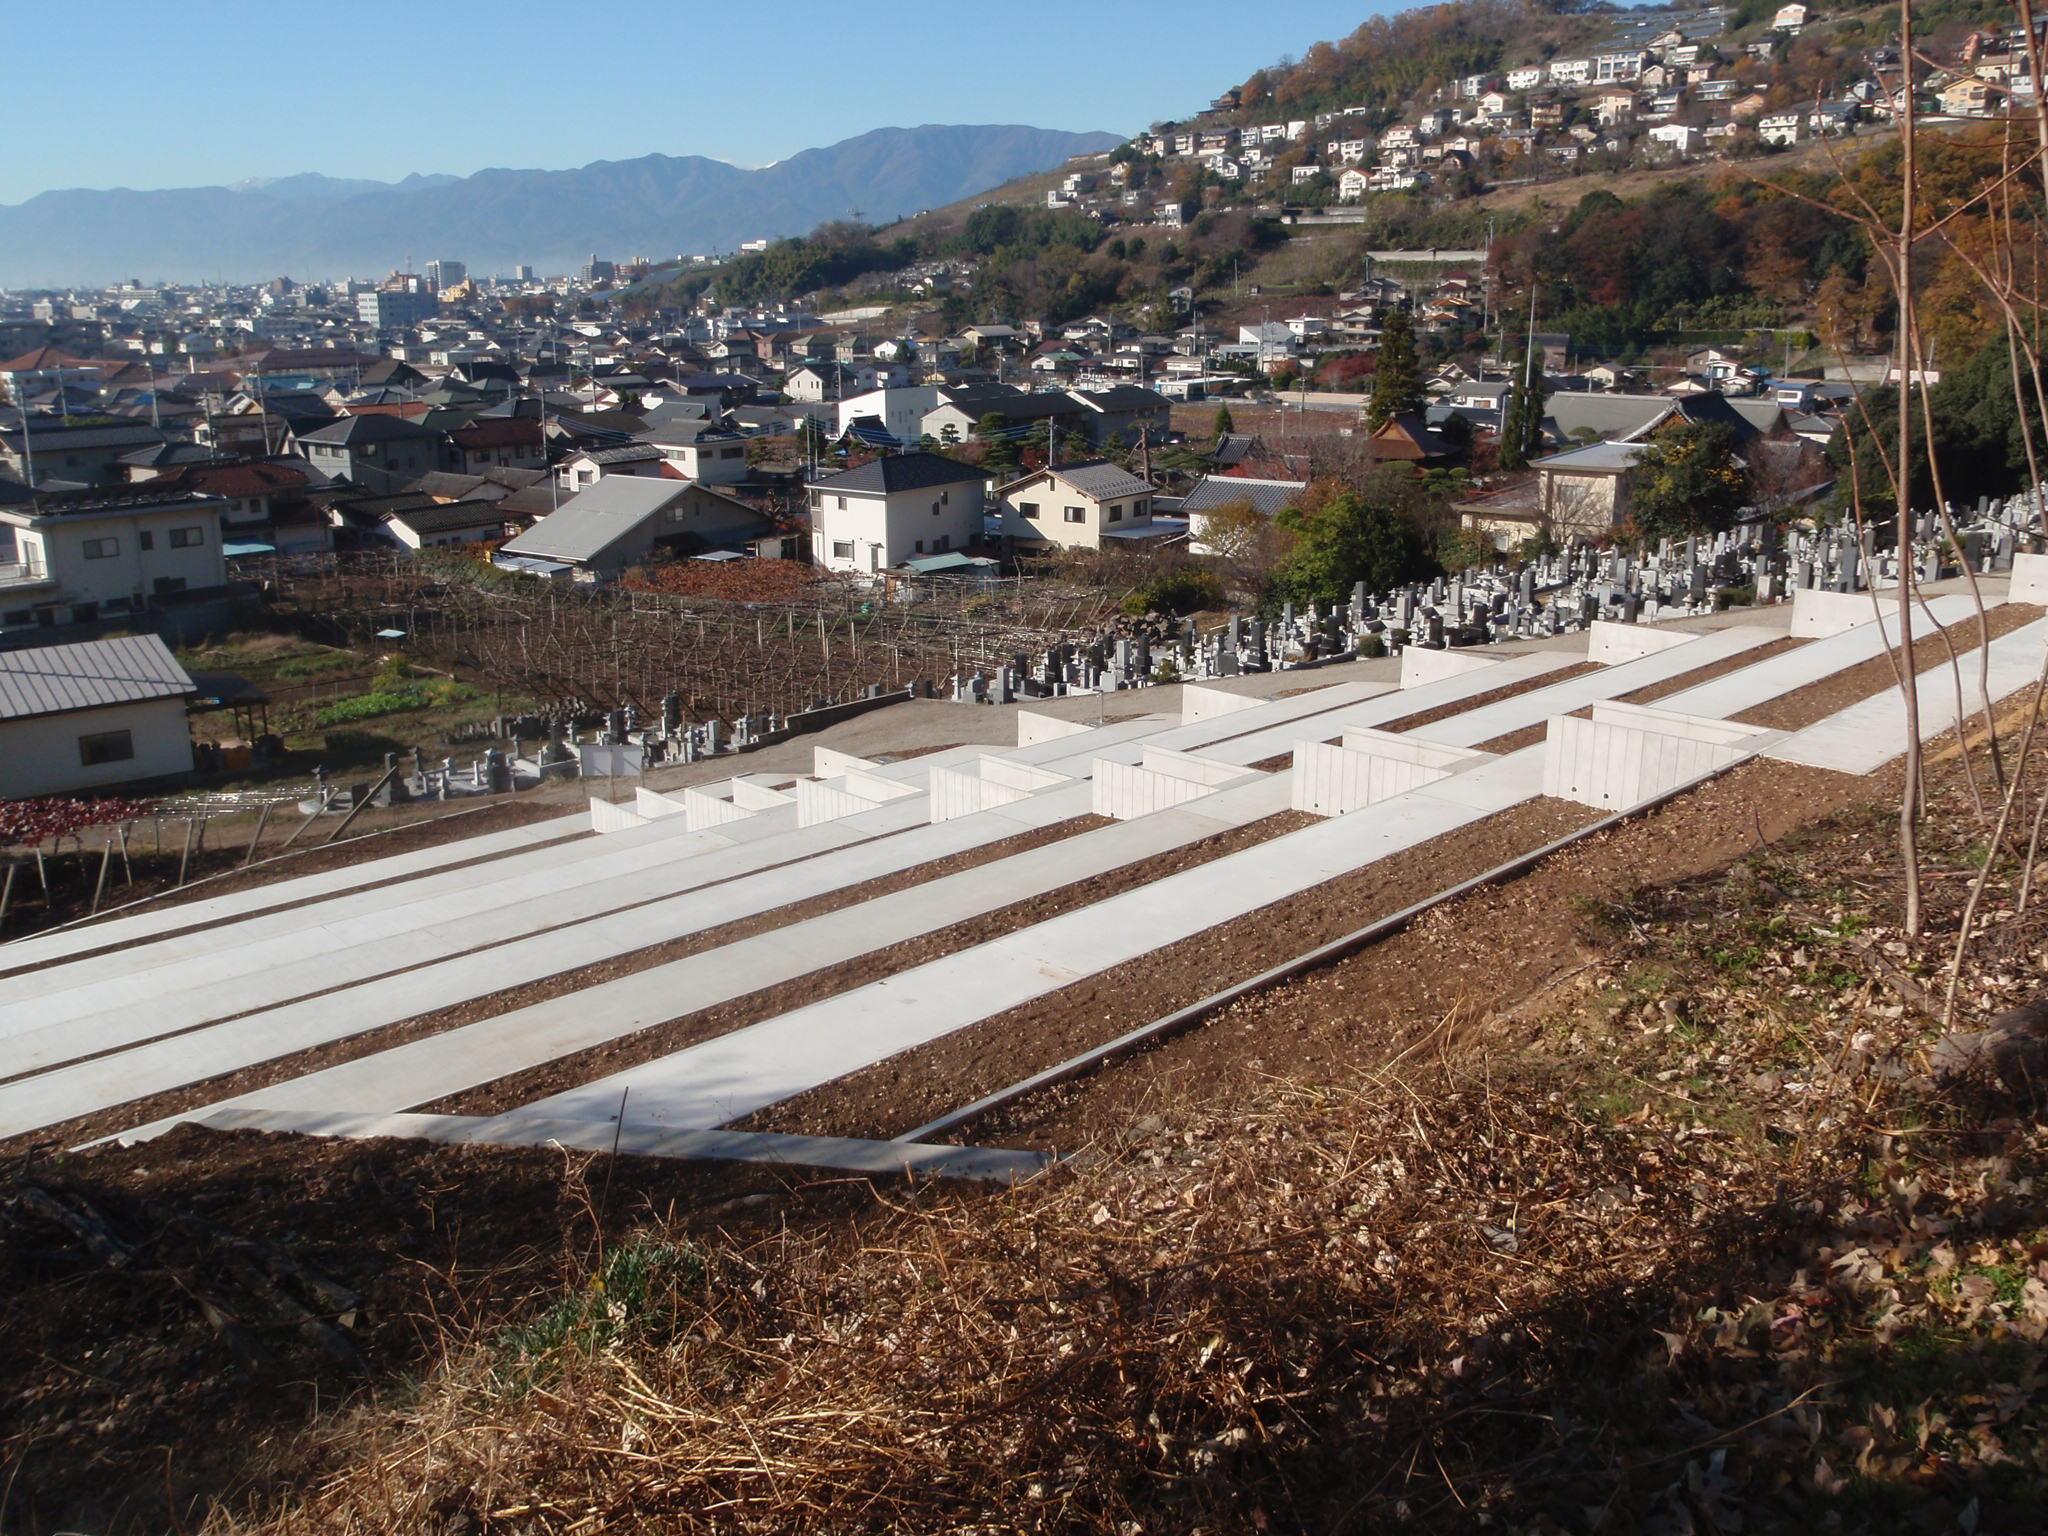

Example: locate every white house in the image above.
[834,385,941,448]
[1547,57,1593,86]
[1506,66,1544,91]
[644,430,752,486]
[1758,111,1803,146]
[808,452,987,575]
[0,489,227,633]
[1772,3,1809,33]
[994,461,1160,551]
[383,501,508,551]
[0,633,195,797]
[1338,167,1371,202]
[1648,123,1702,156]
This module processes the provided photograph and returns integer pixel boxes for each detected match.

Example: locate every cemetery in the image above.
[1,571,2035,1176]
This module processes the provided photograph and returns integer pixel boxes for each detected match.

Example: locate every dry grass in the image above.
[196,730,2048,1536]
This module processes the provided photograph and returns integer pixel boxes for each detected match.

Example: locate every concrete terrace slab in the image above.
[0,809,592,973]
[107,774,1296,1146]
[195,1107,1051,1183]
[1423,627,1780,749]
[0,800,819,1014]
[1,734,1120,1021]
[1192,652,1582,768]
[1767,618,2048,774]
[495,752,1551,1136]
[6,780,1105,1088]
[1658,593,1994,720]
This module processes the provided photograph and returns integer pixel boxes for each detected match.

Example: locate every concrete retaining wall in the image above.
[1587,618,1696,665]
[1289,740,1452,816]
[1016,710,1092,747]
[1541,713,1752,811]
[1399,646,1496,690]
[1179,684,1266,725]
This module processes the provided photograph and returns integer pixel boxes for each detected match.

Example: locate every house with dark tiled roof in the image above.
[1181,474,1308,557]
[383,499,510,551]
[295,413,445,490]
[0,420,168,487]
[446,416,546,474]
[807,452,988,574]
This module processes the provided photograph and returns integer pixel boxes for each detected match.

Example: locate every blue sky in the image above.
[6,0,1395,204]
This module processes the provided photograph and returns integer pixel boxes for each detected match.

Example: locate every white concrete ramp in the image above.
[1767,618,2048,774]
[109,775,1295,1145]
[0,810,592,974]
[499,753,1549,1138]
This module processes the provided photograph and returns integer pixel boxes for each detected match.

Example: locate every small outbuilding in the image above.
[0,633,197,798]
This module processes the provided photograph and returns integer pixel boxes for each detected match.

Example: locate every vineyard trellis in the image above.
[259,553,1132,725]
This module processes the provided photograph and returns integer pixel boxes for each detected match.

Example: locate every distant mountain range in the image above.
[0,124,1122,288]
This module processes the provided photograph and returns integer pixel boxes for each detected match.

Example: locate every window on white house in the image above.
[915,539,925,553]
[83,537,119,558]
[1064,506,1085,523]
[1019,501,1040,520]
[934,535,949,552]
[1107,503,1123,522]
[79,729,134,766]
[169,526,204,548]
[138,530,154,550]
[832,540,854,560]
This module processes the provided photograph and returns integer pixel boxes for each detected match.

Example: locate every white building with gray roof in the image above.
[0,633,195,797]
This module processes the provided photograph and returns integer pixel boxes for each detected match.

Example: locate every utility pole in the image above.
[18,388,34,490]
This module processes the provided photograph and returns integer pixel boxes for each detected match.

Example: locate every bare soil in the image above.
[973,755,1879,1150]
[0,1125,854,1533]
[1734,601,2039,732]
[739,796,1596,1141]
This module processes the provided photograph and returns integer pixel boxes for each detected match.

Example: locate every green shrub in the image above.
[1122,565,1225,617]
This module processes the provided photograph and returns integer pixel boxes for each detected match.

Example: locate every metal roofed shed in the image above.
[0,634,197,798]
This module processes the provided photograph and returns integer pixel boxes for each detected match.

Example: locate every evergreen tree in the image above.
[1274,485,1436,606]
[1366,307,1422,432]
[1629,422,1747,541]
[1212,403,1236,439]
[1497,341,1548,471]
[978,412,1019,472]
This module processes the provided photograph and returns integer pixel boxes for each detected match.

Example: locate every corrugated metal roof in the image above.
[501,476,689,564]
[0,634,197,721]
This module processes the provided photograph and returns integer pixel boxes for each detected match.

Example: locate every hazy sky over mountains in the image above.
[6,0,1387,204]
